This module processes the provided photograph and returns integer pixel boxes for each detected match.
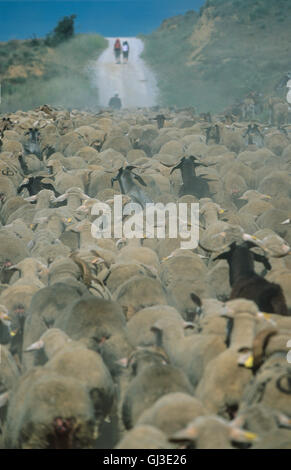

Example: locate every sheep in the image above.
[0,344,20,429]
[54,296,126,343]
[1,105,291,449]
[0,231,29,266]
[25,329,115,427]
[6,258,47,288]
[106,262,157,294]
[0,306,12,345]
[238,330,291,419]
[213,241,289,315]
[2,368,98,449]
[0,176,17,206]
[170,415,258,449]
[115,425,172,449]
[22,283,86,371]
[46,159,89,194]
[121,348,193,429]
[0,197,29,225]
[113,276,167,319]
[52,186,90,211]
[243,232,290,258]
[6,190,57,225]
[137,392,207,437]
[151,317,226,388]
[126,305,182,348]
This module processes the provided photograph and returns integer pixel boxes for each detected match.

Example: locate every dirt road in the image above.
[93,37,158,108]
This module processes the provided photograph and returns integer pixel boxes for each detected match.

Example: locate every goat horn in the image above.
[252,328,278,371]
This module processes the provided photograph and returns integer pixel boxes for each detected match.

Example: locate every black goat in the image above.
[0,117,13,133]
[205,125,220,145]
[170,155,214,198]
[214,242,289,316]
[23,128,42,159]
[153,114,166,129]
[111,166,152,208]
[17,176,59,197]
[242,124,264,147]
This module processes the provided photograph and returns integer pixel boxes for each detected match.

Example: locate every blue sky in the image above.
[0,0,205,41]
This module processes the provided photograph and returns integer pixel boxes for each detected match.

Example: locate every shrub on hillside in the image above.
[45,14,77,47]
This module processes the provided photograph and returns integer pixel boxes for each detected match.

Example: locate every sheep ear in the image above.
[53,193,68,203]
[115,357,128,368]
[25,339,44,352]
[27,240,35,250]
[276,413,291,429]
[132,173,147,187]
[6,265,20,274]
[33,216,48,224]
[0,392,10,408]
[230,415,245,429]
[25,195,37,202]
[229,427,258,443]
[170,425,198,443]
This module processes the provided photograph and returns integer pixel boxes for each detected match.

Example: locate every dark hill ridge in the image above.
[142,0,291,112]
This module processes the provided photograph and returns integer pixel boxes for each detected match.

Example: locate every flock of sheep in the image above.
[0,102,290,449]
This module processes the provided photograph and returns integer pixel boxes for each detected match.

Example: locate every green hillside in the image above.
[0,34,107,113]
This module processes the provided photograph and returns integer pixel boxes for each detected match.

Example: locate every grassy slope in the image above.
[0,34,108,113]
[142,0,291,112]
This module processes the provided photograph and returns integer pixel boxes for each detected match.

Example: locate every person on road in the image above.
[122,41,129,64]
[114,38,121,64]
[108,92,122,110]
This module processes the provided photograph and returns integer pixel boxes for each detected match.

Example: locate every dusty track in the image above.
[93,37,158,108]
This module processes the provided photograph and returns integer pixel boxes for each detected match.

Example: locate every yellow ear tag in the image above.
[244,431,257,441]
[219,209,224,214]
[263,313,271,320]
[67,218,72,223]
[244,355,254,368]
[10,330,17,337]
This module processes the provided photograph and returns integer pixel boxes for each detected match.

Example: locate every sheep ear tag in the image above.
[238,352,254,368]
[10,329,18,337]
[230,427,258,442]
[243,431,258,442]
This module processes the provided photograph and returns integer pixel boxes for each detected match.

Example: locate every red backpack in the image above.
[114,39,121,50]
